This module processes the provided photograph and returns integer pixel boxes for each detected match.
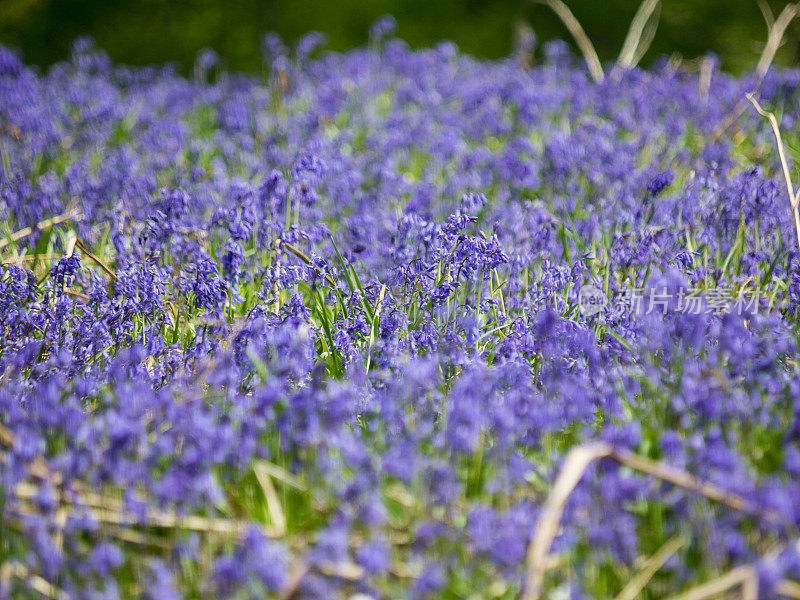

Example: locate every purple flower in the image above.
[646,170,674,196]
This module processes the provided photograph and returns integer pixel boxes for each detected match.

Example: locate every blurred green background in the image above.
[0,0,797,73]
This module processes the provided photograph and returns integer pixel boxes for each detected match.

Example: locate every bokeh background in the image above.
[0,0,797,74]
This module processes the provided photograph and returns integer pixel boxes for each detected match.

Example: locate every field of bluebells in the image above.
[2,17,800,600]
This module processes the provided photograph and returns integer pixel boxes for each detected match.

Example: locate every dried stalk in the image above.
[254,463,288,536]
[0,211,79,251]
[280,241,338,288]
[778,580,800,598]
[663,565,757,600]
[3,421,279,552]
[521,442,613,600]
[618,0,661,68]
[756,3,799,82]
[614,535,686,600]
[75,238,119,282]
[610,446,762,515]
[706,3,798,147]
[758,0,776,29]
[631,3,661,67]
[746,93,800,255]
[11,480,279,538]
[0,560,70,600]
[2,253,63,265]
[521,441,780,600]
[534,0,604,82]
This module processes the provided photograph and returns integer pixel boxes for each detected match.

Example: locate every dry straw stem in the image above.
[630,2,661,68]
[74,238,119,282]
[535,0,662,80]
[278,560,364,600]
[707,3,798,147]
[12,479,280,539]
[746,93,800,254]
[64,289,90,301]
[3,420,280,546]
[664,565,758,600]
[254,459,307,491]
[758,0,777,28]
[0,210,79,251]
[534,0,605,82]
[2,253,63,265]
[610,446,762,514]
[698,56,714,105]
[254,462,288,536]
[778,579,800,598]
[618,0,661,68]
[0,561,70,600]
[665,536,800,600]
[0,422,57,483]
[280,240,338,288]
[756,3,799,82]
[520,442,777,600]
[279,562,310,600]
[522,442,613,600]
[613,534,686,600]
